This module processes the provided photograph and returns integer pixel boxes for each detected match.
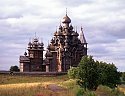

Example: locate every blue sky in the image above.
[0,0,125,71]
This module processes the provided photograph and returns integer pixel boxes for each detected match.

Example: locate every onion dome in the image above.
[41,42,44,46]
[62,14,71,23]
[78,39,81,44]
[32,38,39,46]
[69,24,73,30]
[51,38,55,43]
[59,25,62,30]
[38,42,44,47]
[54,31,58,36]
[24,51,27,56]
[71,31,79,36]
[33,38,38,42]
[45,51,53,57]
[28,42,32,47]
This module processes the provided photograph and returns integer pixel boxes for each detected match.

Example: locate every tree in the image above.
[77,56,99,90]
[97,62,121,88]
[10,65,20,72]
[121,72,125,81]
[68,55,121,90]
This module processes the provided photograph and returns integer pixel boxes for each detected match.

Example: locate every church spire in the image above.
[80,27,87,44]
[35,32,36,37]
[66,8,67,15]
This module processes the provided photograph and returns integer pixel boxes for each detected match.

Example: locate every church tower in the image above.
[45,13,87,72]
[28,37,44,71]
[20,36,45,72]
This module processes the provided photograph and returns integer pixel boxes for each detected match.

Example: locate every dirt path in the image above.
[45,84,66,92]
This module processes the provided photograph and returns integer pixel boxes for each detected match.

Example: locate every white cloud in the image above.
[0,0,125,71]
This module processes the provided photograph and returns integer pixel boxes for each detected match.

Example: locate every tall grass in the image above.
[0,75,74,96]
[96,85,125,96]
[1,75,125,96]
[0,74,68,85]
[0,82,75,96]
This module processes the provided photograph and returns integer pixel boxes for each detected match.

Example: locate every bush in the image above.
[68,67,78,79]
[76,87,84,96]
[10,65,20,72]
[96,85,125,96]
[74,86,96,96]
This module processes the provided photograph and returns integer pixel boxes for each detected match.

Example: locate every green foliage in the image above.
[68,67,78,79]
[73,86,96,96]
[75,87,84,96]
[68,55,121,91]
[121,72,125,81]
[97,62,121,88]
[77,56,99,90]
[10,65,20,72]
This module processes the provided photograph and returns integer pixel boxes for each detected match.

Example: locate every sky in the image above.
[0,0,125,71]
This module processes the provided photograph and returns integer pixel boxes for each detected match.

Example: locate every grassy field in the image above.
[0,74,68,84]
[0,74,125,96]
[0,74,75,96]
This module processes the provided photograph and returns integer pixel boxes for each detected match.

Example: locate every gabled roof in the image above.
[20,56,30,62]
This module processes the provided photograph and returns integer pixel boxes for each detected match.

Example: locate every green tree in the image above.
[10,65,20,72]
[77,56,99,90]
[68,55,121,91]
[121,72,125,81]
[97,62,121,88]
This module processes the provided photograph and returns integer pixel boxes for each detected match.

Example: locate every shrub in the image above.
[10,65,20,72]
[68,67,78,79]
[74,86,96,96]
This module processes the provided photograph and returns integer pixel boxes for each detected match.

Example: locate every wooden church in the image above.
[19,13,87,72]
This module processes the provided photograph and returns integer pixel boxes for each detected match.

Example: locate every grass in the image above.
[95,85,125,96]
[0,74,125,96]
[118,84,125,94]
[0,74,68,85]
[59,79,77,89]
[0,83,75,96]
[0,74,75,96]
